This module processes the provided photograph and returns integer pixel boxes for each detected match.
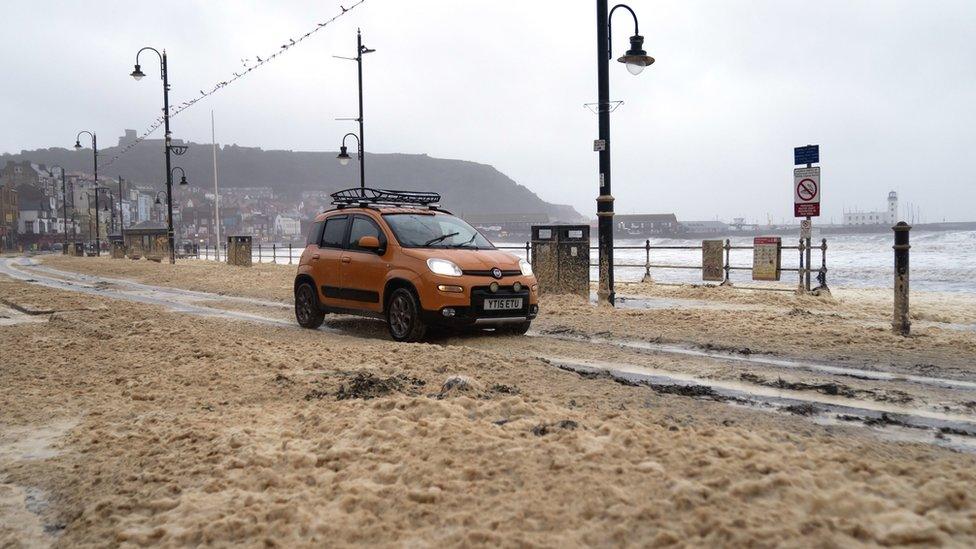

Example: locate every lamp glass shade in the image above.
[337,146,351,166]
[618,34,654,76]
[131,65,145,80]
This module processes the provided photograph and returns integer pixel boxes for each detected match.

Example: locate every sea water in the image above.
[498,230,976,294]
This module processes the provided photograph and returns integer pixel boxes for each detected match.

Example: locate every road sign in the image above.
[794,145,819,165]
[800,219,812,239]
[593,139,606,151]
[753,237,782,281]
[794,166,821,217]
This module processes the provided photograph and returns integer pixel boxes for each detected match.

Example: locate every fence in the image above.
[192,238,829,292]
[496,238,829,292]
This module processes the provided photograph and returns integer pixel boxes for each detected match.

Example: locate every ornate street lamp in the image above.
[595,1,654,305]
[74,130,99,255]
[131,46,181,264]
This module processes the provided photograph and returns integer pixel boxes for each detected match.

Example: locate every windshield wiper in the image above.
[423,232,460,247]
[449,233,479,249]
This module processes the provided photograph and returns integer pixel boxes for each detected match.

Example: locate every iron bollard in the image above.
[524,241,531,264]
[273,244,277,264]
[258,244,262,263]
[289,243,293,265]
[892,222,911,336]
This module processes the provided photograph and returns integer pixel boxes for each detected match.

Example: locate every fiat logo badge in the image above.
[491,268,502,279]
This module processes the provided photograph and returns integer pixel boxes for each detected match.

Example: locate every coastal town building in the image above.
[614,213,679,236]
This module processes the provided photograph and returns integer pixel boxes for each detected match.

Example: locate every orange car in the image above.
[294,188,539,341]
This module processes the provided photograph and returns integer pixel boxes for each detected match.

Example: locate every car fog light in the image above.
[489,282,499,293]
[442,308,456,317]
[437,284,464,293]
[513,282,522,292]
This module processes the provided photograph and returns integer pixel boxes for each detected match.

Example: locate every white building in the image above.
[274,214,302,237]
[843,191,898,226]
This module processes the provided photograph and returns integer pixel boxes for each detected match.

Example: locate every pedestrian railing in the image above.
[496,238,829,292]
[192,238,828,292]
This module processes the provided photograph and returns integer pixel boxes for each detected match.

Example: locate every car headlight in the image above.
[519,258,533,276]
[427,258,463,277]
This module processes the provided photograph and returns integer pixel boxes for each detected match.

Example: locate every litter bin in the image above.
[227,236,253,267]
[530,225,590,296]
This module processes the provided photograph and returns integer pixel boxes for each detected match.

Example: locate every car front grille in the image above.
[462,269,521,277]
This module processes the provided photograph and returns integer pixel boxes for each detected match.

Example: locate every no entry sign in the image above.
[793,167,821,217]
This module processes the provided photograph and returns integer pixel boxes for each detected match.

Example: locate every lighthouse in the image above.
[887,191,898,225]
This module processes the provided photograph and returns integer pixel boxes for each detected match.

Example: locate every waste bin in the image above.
[530,225,590,296]
[227,236,253,267]
[111,241,126,259]
[72,242,85,256]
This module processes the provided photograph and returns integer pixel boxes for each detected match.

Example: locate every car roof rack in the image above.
[331,187,442,208]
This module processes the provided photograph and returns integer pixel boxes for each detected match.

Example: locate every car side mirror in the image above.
[358,235,380,250]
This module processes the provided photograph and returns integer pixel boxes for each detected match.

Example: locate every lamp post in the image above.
[74,131,99,255]
[595,1,655,305]
[334,29,374,192]
[131,46,178,264]
[48,167,69,250]
[117,176,126,241]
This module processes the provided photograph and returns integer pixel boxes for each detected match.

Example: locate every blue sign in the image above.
[794,145,819,165]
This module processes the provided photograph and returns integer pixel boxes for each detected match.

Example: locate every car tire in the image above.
[498,321,531,336]
[386,287,427,342]
[295,281,325,329]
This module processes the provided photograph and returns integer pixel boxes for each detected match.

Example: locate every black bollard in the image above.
[892,222,911,336]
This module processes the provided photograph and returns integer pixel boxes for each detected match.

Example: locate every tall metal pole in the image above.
[92,133,100,255]
[357,29,366,190]
[162,51,176,264]
[212,110,221,261]
[61,169,68,249]
[117,176,125,241]
[596,0,615,305]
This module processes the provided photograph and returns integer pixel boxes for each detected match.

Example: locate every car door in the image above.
[312,214,348,307]
[337,214,390,313]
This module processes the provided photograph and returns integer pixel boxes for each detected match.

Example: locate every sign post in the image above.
[794,145,821,292]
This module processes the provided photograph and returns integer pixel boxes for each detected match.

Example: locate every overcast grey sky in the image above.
[2,1,975,222]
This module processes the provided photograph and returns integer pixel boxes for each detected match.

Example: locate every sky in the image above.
[2,0,975,223]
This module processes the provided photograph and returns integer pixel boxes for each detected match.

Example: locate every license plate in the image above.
[483,297,523,311]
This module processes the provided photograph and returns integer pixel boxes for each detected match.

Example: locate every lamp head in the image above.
[154,196,161,205]
[179,175,188,185]
[130,64,145,80]
[337,146,351,166]
[618,34,655,75]
[74,140,82,150]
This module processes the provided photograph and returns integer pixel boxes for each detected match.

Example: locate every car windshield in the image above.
[383,213,494,249]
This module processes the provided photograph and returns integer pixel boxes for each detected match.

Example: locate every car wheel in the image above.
[386,287,427,342]
[497,321,531,336]
[295,282,325,329]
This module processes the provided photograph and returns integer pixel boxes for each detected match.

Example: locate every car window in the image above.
[348,216,386,252]
[382,213,494,249]
[306,220,324,246]
[319,216,348,249]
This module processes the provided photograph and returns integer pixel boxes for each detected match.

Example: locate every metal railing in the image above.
[497,238,829,292]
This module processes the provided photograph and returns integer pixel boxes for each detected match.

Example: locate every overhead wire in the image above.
[99,0,366,170]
